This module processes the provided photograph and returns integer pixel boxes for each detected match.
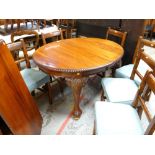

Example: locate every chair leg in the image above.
[47,82,52,104]
[31,90,35,96]
[97,71,106,78]
[111,61,121,77]
[149,30,153,40]
[93,121,96,135]
[57,78,64,99]
[51,76,64,100]
[101,89,106,101]
[112,68,117,77]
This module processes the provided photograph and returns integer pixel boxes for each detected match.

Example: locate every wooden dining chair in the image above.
[106,27,127,47]
[101,48,155,105]
[41,29,63,45]
[70,19,77,38]
[115,36,155,86]
[41,29,64,97]
[94,70,155,135]
[7,39,52,104]
[56,19,75,38]
[100,27,128,77]
[11,29,39,59]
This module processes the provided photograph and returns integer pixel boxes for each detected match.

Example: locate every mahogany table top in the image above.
[33,38,124,77]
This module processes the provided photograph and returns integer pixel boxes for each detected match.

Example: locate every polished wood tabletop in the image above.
[33,38,124,77]
[33,38,124,119]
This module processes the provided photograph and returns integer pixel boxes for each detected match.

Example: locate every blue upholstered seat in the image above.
[20,68,50,92]
[101,50,154,105]
[115,60,151,86]
[95,71,155,135]
[7,39,53,104]
[95,101,144,135]
[101,78,138,105]
[115,64,134,79]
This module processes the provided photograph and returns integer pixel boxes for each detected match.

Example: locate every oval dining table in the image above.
[33,38,124,119]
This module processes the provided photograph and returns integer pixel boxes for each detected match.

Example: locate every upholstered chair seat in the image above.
[95,101,144,135]
[7,39,52,104]
[115,36,155,87]
[101,50,155,107]
[114,64,134,79]
[20,68,50,92]
[95,71,155,135]
[101,78,138,105]
[115,60,151,86]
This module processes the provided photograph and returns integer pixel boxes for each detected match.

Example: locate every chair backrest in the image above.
[68,19,77,28]
[106,27,127,47]
[132,36,155,64]
[41,29,63,45]
[56,19,70,39]
[132,71,155,134]
[7,39,31,70]
[11,29,39,51]
[57,19,76,28]
[130,49,155,81]
[57,19,69,27]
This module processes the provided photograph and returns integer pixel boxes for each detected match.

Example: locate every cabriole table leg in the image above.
[66,78,87,120]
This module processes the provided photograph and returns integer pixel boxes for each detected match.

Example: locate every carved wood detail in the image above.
[66,78,88,119]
